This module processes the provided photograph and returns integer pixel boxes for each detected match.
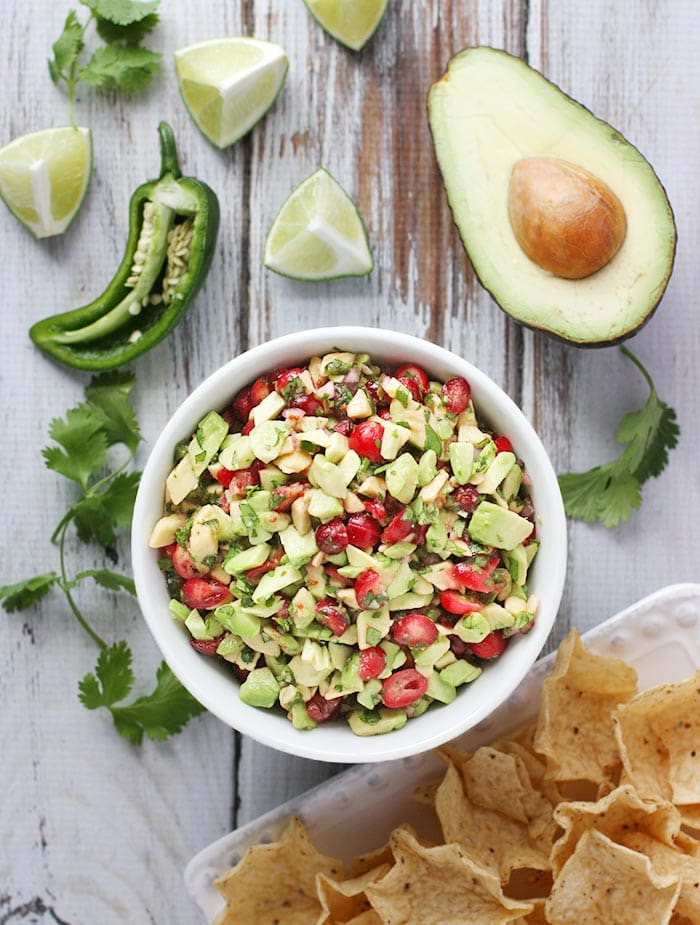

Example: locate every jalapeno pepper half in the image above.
[30,122,220,371]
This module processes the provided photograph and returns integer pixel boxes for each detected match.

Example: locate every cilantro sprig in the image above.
[0,373,204,743]
[558,347,680,528]
[49,0,161,126]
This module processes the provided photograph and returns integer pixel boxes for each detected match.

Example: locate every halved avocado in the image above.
[428,47,677,346]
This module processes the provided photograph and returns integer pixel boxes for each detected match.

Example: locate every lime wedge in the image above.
[0,126,92,239]
[264,168,373,281]
[303,0,390,51]
[174,37,288,149]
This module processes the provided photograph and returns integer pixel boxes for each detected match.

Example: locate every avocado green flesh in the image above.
[428,47,676,346]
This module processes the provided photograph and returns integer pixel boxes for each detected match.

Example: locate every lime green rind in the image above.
[302,0,390,52]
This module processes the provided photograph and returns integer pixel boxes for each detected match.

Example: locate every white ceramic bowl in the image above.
[132,326,567,763]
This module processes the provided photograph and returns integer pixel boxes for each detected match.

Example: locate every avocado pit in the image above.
[507,157,627,280]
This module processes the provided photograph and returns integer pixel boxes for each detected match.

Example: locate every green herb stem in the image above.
[59,520,107,649]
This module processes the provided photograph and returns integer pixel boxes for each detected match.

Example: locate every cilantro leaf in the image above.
[80,646,205,744]
[73,569,136,595]
[49,10,84,84]
[79,640,135,709]
[85,371,140,453]
[558,348,679,528]
[0,573,59,613]
[100,471,141,527]
[81,0,159,25]
[80,44,161,92]
[73,496,117,551]
[43,403,108,488]
[95,12,158,44]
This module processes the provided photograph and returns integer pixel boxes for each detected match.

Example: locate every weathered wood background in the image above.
[2,1,698,921]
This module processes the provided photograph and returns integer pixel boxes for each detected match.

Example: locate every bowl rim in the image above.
[132,325,567,763]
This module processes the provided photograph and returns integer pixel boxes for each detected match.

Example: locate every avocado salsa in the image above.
[149,352,540,735]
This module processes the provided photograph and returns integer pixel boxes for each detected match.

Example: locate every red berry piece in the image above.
[190,634,225,655]
[441,376,471,413]
[363,499,387,523]
[440,589,484,616]
[451,556,500,593]
[232,387,253,422]
[315,599,349,637]
[381,669,428,708]
[250,376,271,406]
[290,393,324,416]
[470,632,508,660]
[494,435,513,454]
[358,646,387,681]
[381,509,414,545]
[394,364,429,398]
[354,569,387,609]
[271,482,306,512]
[346,512,381,549]
[454,485,480,514]
[315,518,349,554]
[242,419,255,435]
[349,421,385,462]
[333,419,354,436]
[172,546,199,579]
[392,613,438,648]
[305,692,343,724]
[182,577,232,610]
[274,367,305,396]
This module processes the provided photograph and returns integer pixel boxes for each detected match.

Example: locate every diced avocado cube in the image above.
[346,388,373,419]
[453,613,491,643]
[304,563,327,600]
[336,450,361,485]
[481,602,515,630]
[257,510,291,534]
[279,524,319,568]
[357,608,391,649]
[264,653,294,683]
[189,411,229,476]
[166,454,198,505]
[222,543,271,575]
[386,560,415,600]
[289,642,333,686]
[426,519,448,554]
[169,599,190,622]
[381,540,417,560]
[247,490,273,512]
[503,544,528,586]
[328,642,353,670]
[216,634,243,660]
[321,351,356,378]
[348,708,408,736]
[472,440,497,476]
[380,422,411,461]
[426,672,457,704]
[413,637,451,668]
[277,634,302,656]
[407,696,431,718]
[417,449,438,487]
[340,653,364,693]
[479,451,516,495]
[346,545,381,570]
[449,442,473,484]
[239,667,280,708]
[290,700,317,730]
[385,453,419,504]
[308,456,347,498]
[252,390,286,425]
[501,462,523,501]
[252,564,303,602]
[357,679,383,710]
[468,501,534,550]
[325,432,349,463]
[185,610,222,641]
[388,592,433,611]
[379,640,406,677]
[308,488,345,521]
[440,660,482,687]
[290,587,317,628]
[525,540,539,566]
[239,597,283,618]
[219,433,255,471]
[258,465,288,492]
[214,604,261,638]
[250,421,288,463]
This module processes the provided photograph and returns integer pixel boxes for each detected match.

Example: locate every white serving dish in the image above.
[132,326,567,765]
[185,583,700,923]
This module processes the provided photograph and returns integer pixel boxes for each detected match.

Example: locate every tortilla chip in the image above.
[545,829,681,925]
[316,865,390,925]
[620,830,700,922]
[365,826,533,924]
[550,784,683,876]
[345,912,383,925]
[513,897,547,923]
[435,761,550,882]
[505,868,553,901]
[215,817,344,925]
[411,778,441,806]
[349,843,394,878]
[534,629,638,786]
[614,672,700,807]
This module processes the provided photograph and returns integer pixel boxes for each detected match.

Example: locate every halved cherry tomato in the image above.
[190,634,225,655]
[394,364,429,398]
[160,543,178,558]
[440,589,484,615]
[381,669,428,708]
[172,546,199,579]
[451,556,500,593]
[381,509,414,544]
[232,387,253,421]
[274,367,305,396]
[315,518,349,554]
[392,613,438,648]
[363,499,387,522]
[494,435,513,454]
[182,577,232,610]
[349,421,384,462]
[290,393,324,416]
[358,646,387,681]
[314,599,349,636]
[333,419,354,436]
[441,376,471,413]
[354,569,386,610]
[470,632,508,660]
[306,692,343,724]
[250,376,271,406]
[346,512,381,549]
